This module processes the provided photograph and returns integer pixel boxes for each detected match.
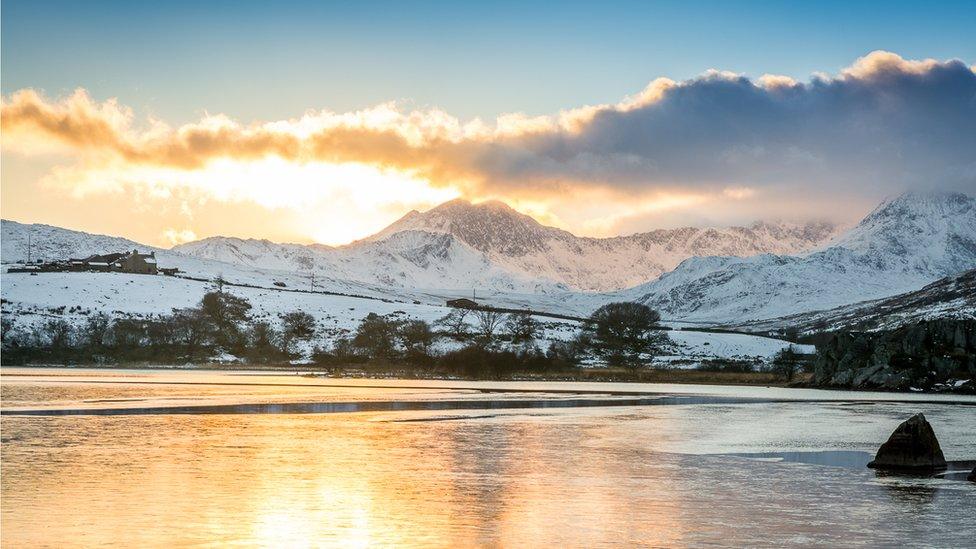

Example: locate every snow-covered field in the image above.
[2,271,451,333]
[0,271,804,363]
[664,329,813,364]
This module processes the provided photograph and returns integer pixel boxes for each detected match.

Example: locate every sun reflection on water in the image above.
[3,372,975,547]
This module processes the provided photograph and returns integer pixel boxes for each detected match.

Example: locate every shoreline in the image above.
[3,363,973,396]
[0,361,794,385]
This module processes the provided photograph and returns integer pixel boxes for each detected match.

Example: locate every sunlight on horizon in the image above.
[42,157,463,246]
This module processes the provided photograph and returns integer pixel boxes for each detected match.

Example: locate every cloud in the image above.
[3,50,975,203]
[162,228,197,246]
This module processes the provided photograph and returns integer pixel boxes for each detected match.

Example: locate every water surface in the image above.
[2,368,974,547]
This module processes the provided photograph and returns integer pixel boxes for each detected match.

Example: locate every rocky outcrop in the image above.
[867,413,947,470]
[813,319,976,391]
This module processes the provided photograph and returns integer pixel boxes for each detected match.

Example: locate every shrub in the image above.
[246,321,286,362]
[352,313,400,359]
[697,358,755,373]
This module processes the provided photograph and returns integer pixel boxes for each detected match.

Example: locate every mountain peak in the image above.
[428,197,522,216]
[625,189,976,323]
[362,198,557,254]
[821,190,975,275]
[865,190,974,222]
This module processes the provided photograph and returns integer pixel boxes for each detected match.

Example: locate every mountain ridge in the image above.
[173,198,841,292]
[4,191,972,325]
[623,191,976,322]
[724,268,976,335]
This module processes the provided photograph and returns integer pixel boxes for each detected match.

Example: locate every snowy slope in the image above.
[0,221,162,263]
[727,268,976,335]
[0,271,804,362]
[819,191,976,275]
[0,219,598,317]
[176,198,839,292]
[622,192,976,323]
[0,220,392,300]
[665,329,813,362]
[177,229,573,295]
[164,236,333,272]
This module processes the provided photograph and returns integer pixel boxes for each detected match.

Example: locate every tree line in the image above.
[1,289,318,364]
[1,290,676,376]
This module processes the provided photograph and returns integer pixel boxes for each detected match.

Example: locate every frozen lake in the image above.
[2,368,975,547]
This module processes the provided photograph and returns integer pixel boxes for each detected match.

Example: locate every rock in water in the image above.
[867,413,947,470]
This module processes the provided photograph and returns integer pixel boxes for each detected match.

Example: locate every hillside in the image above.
[0,221,160,263]
[0,219,423,305]
[0,219,599,317]
[622,191,976,323]
[0,271,804,363]
[727,269,976,335]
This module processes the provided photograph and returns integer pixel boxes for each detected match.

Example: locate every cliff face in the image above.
[813,320,976,392]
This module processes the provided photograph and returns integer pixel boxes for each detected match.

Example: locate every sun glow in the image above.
[40,158,461,246]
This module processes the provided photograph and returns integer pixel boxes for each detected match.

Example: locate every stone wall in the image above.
[813,319,975,392]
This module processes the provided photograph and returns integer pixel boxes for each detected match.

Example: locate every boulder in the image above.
[867,413,947,470]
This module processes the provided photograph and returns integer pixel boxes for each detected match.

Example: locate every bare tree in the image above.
[436,309,470,339]
[168,307,212,355]
[399,319,436,361]
[475,309,504,340]
[281,311,316,353]
[41,318,75,350]
[81,312,112,348]
[504,312,539,343]
[771,345,802,381]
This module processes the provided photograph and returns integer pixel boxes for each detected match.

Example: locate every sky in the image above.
[2,0,975,246]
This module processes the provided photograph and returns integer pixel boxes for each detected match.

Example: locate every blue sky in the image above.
[4,0,975,122]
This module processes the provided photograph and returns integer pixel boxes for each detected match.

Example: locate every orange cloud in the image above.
[3,51,974,205]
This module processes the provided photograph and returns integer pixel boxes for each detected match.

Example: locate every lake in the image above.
[2,367,975,547]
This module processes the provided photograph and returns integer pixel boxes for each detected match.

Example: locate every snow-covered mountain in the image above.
[623,191,976,323]
[820,190,976,275]
[175,198,839,292]
[174,229,572,295]
[0,221,161,263]
[0,219,585,313]
[0,220,802,362]
[0,220,420,304]
[726,268,976,335]
[5,191,972,327]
